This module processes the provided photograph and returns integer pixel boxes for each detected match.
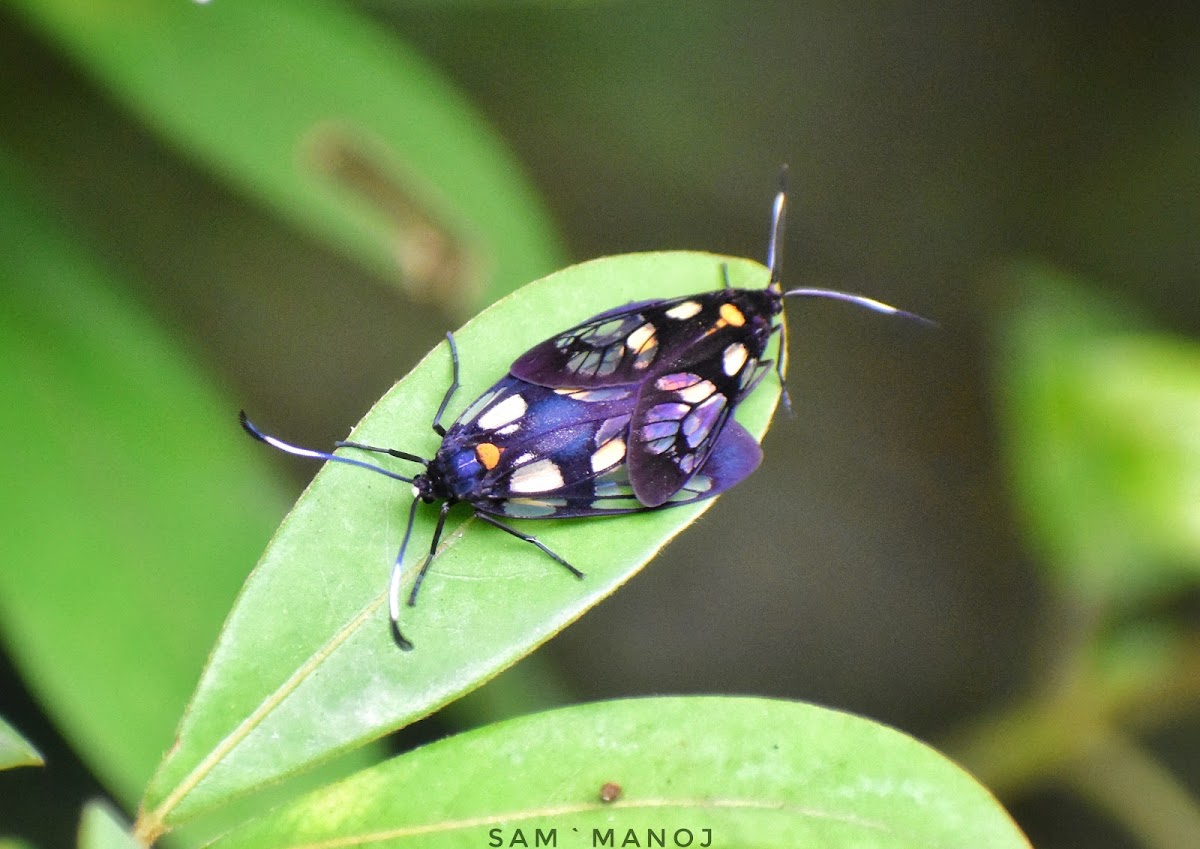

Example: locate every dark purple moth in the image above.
[241,340,761,649]
[242,169,925,648]
[511,170,927,507]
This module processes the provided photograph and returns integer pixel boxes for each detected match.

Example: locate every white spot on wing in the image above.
[655,372,701,392]
[503,499,558,518]
[508,458,566,493]
[590,437,627,474]
[476,393,528,431]
[625,323,656,351]
[722,342,749,376]
[677,379,717,404]
[665,300,703,320]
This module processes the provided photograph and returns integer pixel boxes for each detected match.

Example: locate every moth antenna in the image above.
[335,439,428,466]
[766,165,788,292]
[390,620,414,652]
[781,288,936,326]
[388,496,423,651]
[239,411,416,484]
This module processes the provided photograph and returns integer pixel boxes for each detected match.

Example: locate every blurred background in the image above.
[2,2,1198,847]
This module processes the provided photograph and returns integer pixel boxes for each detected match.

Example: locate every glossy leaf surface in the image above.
[140,254,777,827]
[211,697,1030,849]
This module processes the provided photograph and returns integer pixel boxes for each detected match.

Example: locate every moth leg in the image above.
[773,319,793,414]
[720,262,733,290]
[474,513,585,580]
[740,358,775,399]
[406,499,454,607]
[431,332,462,437]
[337,332,462,459]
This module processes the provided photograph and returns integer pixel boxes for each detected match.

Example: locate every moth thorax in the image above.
[411,475,438,503]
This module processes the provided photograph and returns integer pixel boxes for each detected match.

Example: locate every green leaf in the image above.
[208,697,1029,849]
[0,716,43,770]
[1074,337,1200,572]
[78,801,139,849]
[997,264,1200,601]
[139,253,778,828]
[0,148,291,804]
[11,0,564,308]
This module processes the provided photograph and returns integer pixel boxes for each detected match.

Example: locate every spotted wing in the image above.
[437,376,640,516]
[511,295,721,388]
[491,411,763,520]
[443,374,759,519]
[626,331,770,506]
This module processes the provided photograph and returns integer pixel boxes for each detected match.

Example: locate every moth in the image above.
[243,170,926,647]
[510,170,927,507]
[241,338,761,649]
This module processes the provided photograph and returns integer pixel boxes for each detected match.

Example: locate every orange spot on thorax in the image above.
[475,442,502,470]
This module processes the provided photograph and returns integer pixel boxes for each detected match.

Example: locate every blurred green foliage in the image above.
[944,264,1200,849]
[999,266,1200,603]
[9,0,564,312]
[0,716,42,771]
[0,1,566,842]
[0,147,292,804]
[79,802,139,849]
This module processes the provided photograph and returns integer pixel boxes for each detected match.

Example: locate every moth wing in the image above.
[681,416,763,497]
[493,415,762,519]
[623,329,770,507]
[510,295,712,388]
[450,378,641,517]
[453,368,762,518]
[449,377,631,441]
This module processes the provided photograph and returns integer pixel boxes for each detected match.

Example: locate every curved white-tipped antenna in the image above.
[388,496,423,651]
[766,165,788,290]
[239,412,417,483]
[782,288,937,326]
